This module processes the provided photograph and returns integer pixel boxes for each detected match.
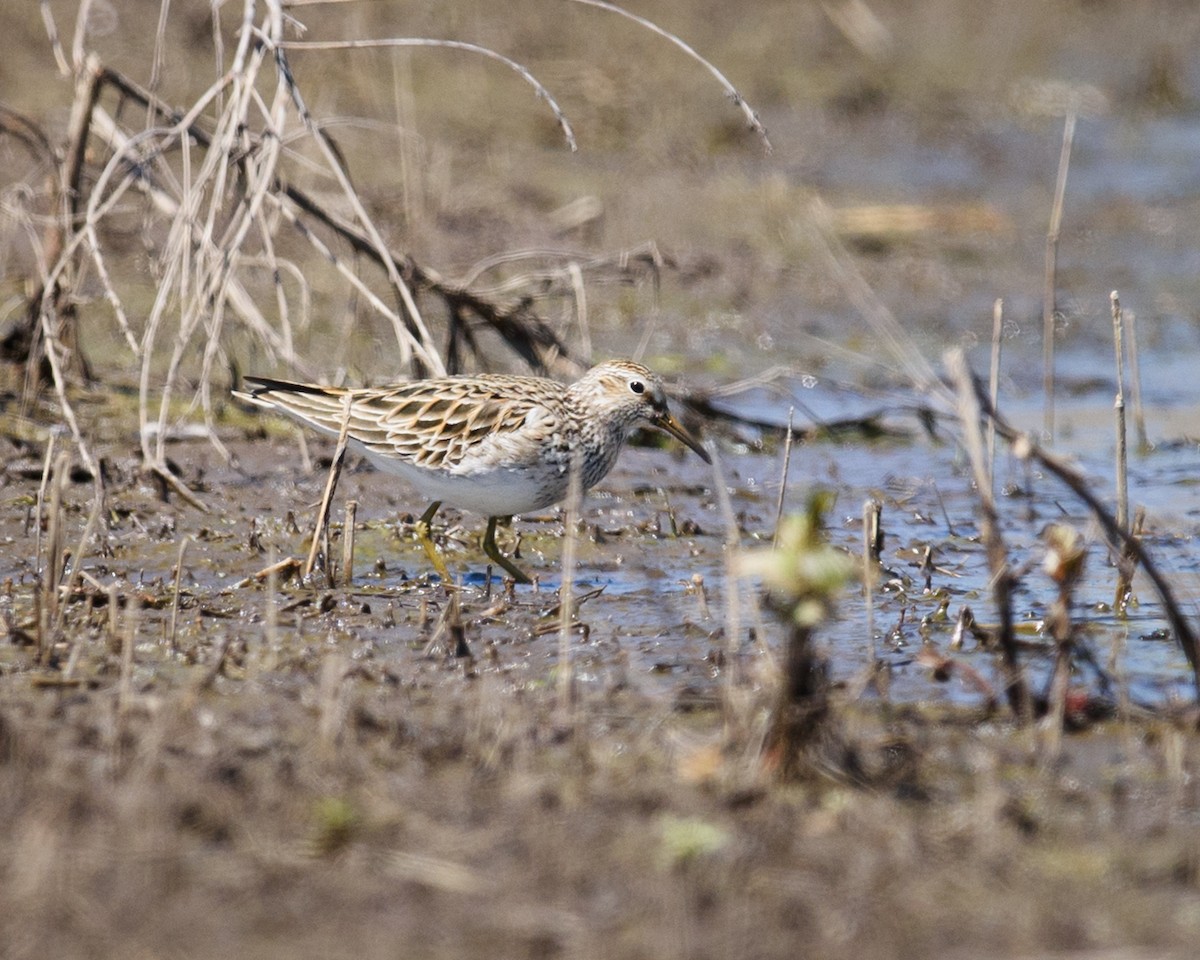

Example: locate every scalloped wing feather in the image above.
[245,376,558,471]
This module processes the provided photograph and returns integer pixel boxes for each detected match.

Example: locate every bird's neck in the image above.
[569,400,630,490]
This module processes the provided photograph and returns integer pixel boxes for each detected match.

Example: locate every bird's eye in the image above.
[629,380,645,395]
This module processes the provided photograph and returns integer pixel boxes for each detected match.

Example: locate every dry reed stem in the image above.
[863,498,880,668]
[271,44,443,379]
[556,456,584,722]
[1111,292,1135,611]
[1111,292,1130,534]
[39,1,69,76]
[772,407,796,547]
[304,395,353,581]
[988,297,1003,494]
[946,350,1031,723]
[106,583,119,653]
[65,50,574,399]
[341,500,358,588]
[968,362,1200,701]
[569,0,771,151]
[804,198,945,401]
[167,536,190,653]
[1042,110,1077,442]
[33,432,57,588]
[146,463,208,513]
[277,37,577,153]
[567,262,590,359]
[34,308,98,480]
[233,556,301,591]
[40,453,68,662]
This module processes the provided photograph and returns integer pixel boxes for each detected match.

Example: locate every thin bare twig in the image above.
[988,297,1003,495]
[556,454,583,723]
[1043,110,1077,442]
[946,350,1030,723]
[276,37,577,152]
[965,356,1200,701]
[569,0,771,151]
[341,500,358,588]
[305,394,353,580]
[772,407,796,546]
[1111,291,1129,535]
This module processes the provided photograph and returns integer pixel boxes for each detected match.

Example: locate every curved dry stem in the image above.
[569,0,771,152]
[962,355,1200,702]
[277,36,577,153]
[83,227,140,357]
[456,243,664,308]
[270,42,444,376]
[805,196,947,403]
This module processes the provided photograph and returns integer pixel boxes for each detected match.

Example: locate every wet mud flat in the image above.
[4,419,1200,959]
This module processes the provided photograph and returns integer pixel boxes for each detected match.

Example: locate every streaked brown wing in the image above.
[372,380,540,468]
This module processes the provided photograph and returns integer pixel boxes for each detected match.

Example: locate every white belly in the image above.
[363,449,569,516]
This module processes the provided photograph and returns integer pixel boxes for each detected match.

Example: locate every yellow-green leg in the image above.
[482,516,532,584]
[415,501,452,583]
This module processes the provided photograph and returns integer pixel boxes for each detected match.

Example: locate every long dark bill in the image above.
[654,412,711,464]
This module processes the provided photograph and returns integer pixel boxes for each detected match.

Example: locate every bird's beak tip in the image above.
[657,413,711,464]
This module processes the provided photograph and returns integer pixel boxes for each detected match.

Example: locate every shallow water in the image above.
[4,334,1198,712]
[7,23,1200,714]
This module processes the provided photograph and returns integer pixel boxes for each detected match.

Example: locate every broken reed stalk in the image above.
[1043,110,1077,442]
[945,350,1031,723]
[567,261,591,359]
[9,54,101,386]
[772,406,796,547]
[167,535,189,652]
[1111,292,1130,533]
[341,500,358,587]
[863,499,881,666]
[567,0,772,151]
[1110,291,1135,612]
[965,363,1200,702]
[988,297,1004,494]
[304,396,353,581]
[33,431,56,584]
[106,583,120,652]
[1126,308,1148,452]
[556,454,584,721]
[40,453,69,663]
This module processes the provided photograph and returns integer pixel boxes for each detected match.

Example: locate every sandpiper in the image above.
[234,359,710,583]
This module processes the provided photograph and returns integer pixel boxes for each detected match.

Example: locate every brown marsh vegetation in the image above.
[4,1,1200,957]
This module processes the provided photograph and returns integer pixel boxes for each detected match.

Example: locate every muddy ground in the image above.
[3,426,1200,960]
[5,1,1200,957]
